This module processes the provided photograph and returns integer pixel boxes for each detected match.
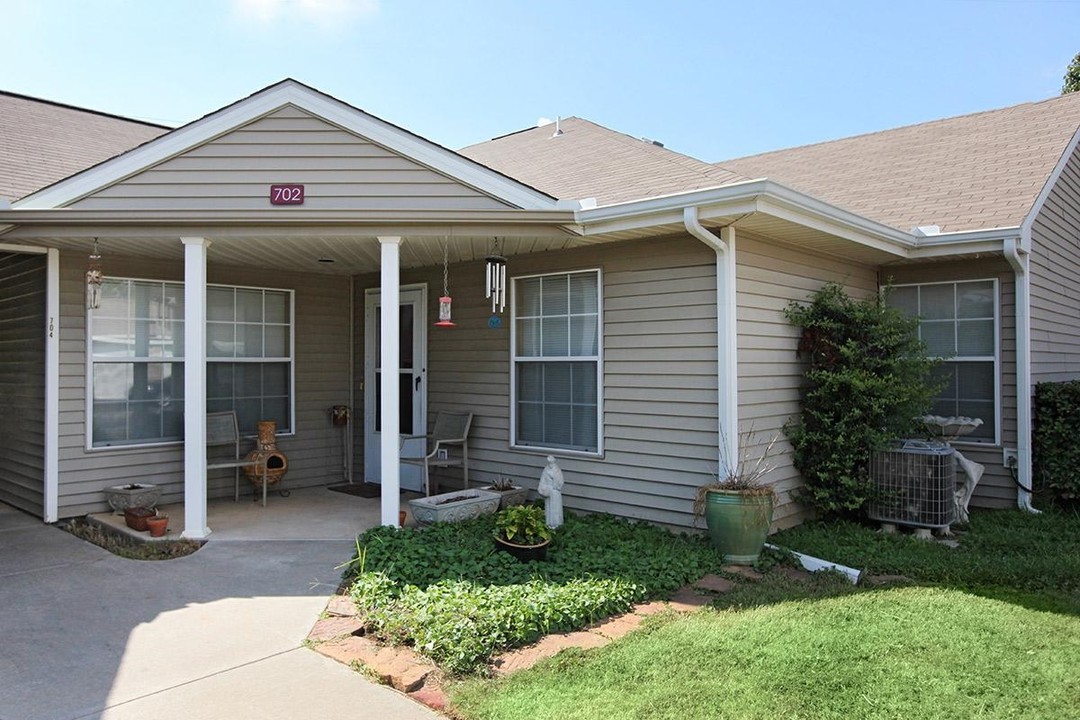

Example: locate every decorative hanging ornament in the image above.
[86,238,104,310]
[434,239,455,327]
[485,238,507,315]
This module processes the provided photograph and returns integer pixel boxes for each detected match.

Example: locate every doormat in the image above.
[327,483,381,498]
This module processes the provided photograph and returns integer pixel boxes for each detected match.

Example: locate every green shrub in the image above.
[785,283,941,516]
[1034,380,1080,501]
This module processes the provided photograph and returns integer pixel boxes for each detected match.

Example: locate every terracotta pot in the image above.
[399,510,407,526]
[146,515,169,538]
[124,506,155,532]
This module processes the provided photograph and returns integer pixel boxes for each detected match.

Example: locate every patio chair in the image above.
[401,411,472,496]
[206,411,271,505]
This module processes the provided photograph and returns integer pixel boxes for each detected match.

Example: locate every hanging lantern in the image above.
[86,238,103,310]
[434,239,456,327]
[485,238,507,314]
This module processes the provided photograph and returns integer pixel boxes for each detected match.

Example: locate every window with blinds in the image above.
[887,279,998,443]
[511,270,602,454]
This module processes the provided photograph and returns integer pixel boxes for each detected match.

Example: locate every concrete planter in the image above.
[483,485,529,510]
[408,489,500,526]
[105,484,161,514]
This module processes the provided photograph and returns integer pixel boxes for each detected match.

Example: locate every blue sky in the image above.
[5,0,1079,161]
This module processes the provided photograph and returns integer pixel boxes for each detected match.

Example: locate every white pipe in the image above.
[1004,236,1038,514]
[683,207,738,475]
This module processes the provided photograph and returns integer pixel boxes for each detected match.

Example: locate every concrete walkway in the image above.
[0,502,438,720]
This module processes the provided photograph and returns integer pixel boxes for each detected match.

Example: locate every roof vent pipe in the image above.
[552,117,563,138]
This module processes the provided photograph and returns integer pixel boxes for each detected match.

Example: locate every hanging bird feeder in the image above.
[434,239,456,327]
[485,238,507,315]
[86,238,104,310]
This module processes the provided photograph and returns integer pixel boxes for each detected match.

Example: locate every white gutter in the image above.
[683,207,739,474]
[1003,237,1036,513]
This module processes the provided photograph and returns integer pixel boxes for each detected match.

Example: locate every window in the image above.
[887,280,998,443]
[511,270,602,454]
[89,279,293,448]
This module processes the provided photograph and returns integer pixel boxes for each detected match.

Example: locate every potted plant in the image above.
[146,513,169,538]
[494,504,552,562]
[694,433,778,565]
[123,506,155,532]
[105,483,161,514]
[482,476,529,509]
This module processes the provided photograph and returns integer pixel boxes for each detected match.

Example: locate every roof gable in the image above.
[15,80,557,211]
[715,93,1080,233]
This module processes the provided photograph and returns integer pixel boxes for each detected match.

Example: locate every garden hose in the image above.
[1005,454,1034,493]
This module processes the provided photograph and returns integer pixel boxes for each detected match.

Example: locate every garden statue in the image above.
[921,415,985,526]
[537,455,564,528]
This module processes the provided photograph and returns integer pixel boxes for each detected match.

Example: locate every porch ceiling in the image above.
[0,229,594,275]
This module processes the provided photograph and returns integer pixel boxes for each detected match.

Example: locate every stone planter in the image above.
[408,489,500,526]
[105,484,161,514]
[483,485,529,510]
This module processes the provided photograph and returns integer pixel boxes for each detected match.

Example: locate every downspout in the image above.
[1003,236,1038,513]
[683,207,738,473]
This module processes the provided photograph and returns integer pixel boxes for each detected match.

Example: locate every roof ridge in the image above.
[0,89,172,130]
[714,92,1080,166]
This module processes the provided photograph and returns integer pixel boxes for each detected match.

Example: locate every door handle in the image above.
[415,375,422,390]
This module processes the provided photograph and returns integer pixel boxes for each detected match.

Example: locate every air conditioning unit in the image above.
[867,440,957,534]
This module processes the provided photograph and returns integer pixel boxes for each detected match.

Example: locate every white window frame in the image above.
[889,278,1001,447]
[510,268,603,457]
[85,277,296,451]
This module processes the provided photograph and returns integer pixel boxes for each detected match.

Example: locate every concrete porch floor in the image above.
[89,484,423,542]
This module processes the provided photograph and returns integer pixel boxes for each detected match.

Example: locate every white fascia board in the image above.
[1021,125,1080,242]
[15,80,557,211]
[904,227,1019,261]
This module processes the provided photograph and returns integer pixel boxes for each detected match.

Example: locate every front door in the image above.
[363,285,427,491]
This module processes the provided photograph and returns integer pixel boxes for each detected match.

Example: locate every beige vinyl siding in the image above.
[0,253,47,515]
[68,106,513,212]
[55,251,351,517]
[734,231,879,529]
[882,258,1018,509]
[354,235,721,529]
[1030,141,1080,383]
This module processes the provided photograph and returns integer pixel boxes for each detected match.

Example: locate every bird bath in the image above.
[921,415,985,524]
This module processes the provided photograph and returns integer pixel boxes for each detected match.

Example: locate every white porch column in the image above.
[181,237,211,539]
[378,237,402,526]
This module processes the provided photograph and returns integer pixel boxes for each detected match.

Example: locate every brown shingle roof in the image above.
[0,91,168,203]
[459,117,749,206]
[714,93,1080,233]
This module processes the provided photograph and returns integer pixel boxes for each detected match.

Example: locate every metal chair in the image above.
[206,411,270,505]
[401,411,472,496]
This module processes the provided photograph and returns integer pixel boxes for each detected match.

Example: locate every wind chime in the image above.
[485,238,507,317]
[86,238,104,310]
[434,239,455,327]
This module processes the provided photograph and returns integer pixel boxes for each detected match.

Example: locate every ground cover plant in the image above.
[451,586,1080,720]
[343,511,727,672]
[62,518,202,560]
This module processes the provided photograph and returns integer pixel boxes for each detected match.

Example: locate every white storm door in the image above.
[364,285,426,491]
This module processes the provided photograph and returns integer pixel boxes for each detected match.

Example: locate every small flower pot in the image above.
[123,506,155,532]
[146,515,169,538]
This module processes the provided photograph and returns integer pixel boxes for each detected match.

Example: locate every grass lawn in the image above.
[451,586,1080,720]
[448,509,1080,719]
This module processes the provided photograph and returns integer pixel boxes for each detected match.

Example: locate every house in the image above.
[1,80,1077,539]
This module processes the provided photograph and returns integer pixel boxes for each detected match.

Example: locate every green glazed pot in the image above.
[703,490,774,565]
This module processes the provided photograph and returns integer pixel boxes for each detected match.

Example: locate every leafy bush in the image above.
[344,512,727,672]
[1034,380,1080,501]
[352,574,641,672]
[495,504,552,545]
[784,283,941,516]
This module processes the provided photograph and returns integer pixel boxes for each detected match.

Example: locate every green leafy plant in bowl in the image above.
[494,504,552,561]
